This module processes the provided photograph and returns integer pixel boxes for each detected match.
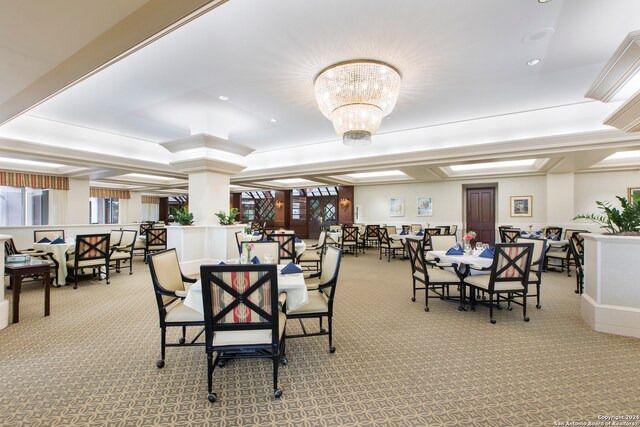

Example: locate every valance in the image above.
[0,171,69,190]
[90,187,131,199]
[141,196,160,204]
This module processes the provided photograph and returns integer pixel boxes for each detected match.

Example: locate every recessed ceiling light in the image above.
[218,95,229,101]
[527,59,541,66]
[270,118,277,123]
[449,159,537,172]
[538,0,552,3]
[347,170,407,179]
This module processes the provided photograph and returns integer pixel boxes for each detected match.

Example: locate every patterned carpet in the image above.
[1,249,639,427]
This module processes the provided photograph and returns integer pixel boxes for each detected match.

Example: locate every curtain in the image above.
[119,198,129,224]
[90,187,131,199]
[0,171,69,190]
[141,203,159,221]
[48,189,67,225]
[141,196,160,204]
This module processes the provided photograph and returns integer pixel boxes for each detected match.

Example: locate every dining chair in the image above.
[34,229,65,242]
[411,224,422,232]
[67,234,110,289]
[385,225,398,235]
[378,227,404,261]
[569,234,586,294]
[424,227,441,236]
[139,223,153,237]
[545,226,563,241]
[425,234,458,264]
[297,231,326,277]
[286,246,342,353]
[109,229,137,275]
[500,228,521,243]
[5,238,59,286]
[200,263,286,402]
[147,249,204,369]
[267,233,296,261]
[560,229,589,277]
[449,225,458,236]
[244,241,280,264]
[436,226,450,235]
[340,226,359,256]
[516,236,547,309]
[144,228,167,263]
[463,242,534,324]
[364,225,380,249]
[109,229,123,248]
[401,225,411,233]
[251,221,262,232]
[406,239,461,312]
[234,231,244,255]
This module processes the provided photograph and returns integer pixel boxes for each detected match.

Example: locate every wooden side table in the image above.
[5,259,51,323]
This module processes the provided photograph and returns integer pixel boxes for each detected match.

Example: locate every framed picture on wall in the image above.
[389,197,405,217]
[416,196,433,216]
[510,195,532,217]
[628,187,640,201]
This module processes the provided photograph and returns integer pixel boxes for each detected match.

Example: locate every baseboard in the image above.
[581,294,640,339]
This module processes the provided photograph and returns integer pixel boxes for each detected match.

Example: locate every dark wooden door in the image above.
[466,187,496,246]
[307,196,337,239]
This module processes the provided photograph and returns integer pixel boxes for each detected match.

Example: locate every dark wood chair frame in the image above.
[340,226,359,256]
[109,229,137,275]
[569,234,585,294]
[516,236,547,309]
[144,228,167,263]
[436,226,450,235]
[286,246,342,353]
[500,228,521,243]
[267,233,296,261]
[364,225,380,249]
[378,228,404,261]
[424,228,442,236]
[545,227,563,241]
[139,223,153,237]
[466,243,534,324]
[5,238,59,286]
[147,249,204,370]
[68,233,110,289]
[297,232,326,278]
[235,231,244,256]
[200,264,286,402]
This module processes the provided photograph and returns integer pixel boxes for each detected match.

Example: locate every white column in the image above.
[0,234,11,329]
[546,173,574,227]
[188,171,230,226]
[66,178,90,224]
[127,191,142,223]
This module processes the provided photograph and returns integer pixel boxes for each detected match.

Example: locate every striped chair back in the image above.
[490,243,534,288]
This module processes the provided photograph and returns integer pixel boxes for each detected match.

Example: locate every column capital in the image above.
[170,158,246,175]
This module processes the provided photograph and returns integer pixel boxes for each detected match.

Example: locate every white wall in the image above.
[66,178,89,224]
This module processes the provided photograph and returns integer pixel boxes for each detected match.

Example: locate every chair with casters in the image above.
[109,229,123,249]
[5,238,59,286]
[139,223,153,237]
[34,229,65,242]
[340,226,359,256]
[378,227,404,261]
[569,234,586,294]
[297,231,325,277]
[67,234,110,289]
[500,228,521,243]
[463,242,534,324]
[200,263,287,402]
[144,228,167,263]
[267,233,296,261]
[436,226,450,235]
[425,234,458,265]
[109,229,137,275]
[406,239,462,312]
[364,225,380,249]
[244,241,280,264]
[147,249,204,369]
[286,246,342,353]
[516,236,547,309]
[545,226,563,241]
[552,229,589,277]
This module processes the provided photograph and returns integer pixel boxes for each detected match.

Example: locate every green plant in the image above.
[573,195,640,235]
[215,208,239,225]
[172,205,194,225]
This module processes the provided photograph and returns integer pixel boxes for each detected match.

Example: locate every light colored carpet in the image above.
[1,250,638,426]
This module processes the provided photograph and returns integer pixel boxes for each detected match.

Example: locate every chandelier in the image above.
[314,60,401,146]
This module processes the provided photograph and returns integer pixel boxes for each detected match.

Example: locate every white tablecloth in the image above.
[183,264,309,314]
[429,250,493,275]
[243,235,306,258]
[390,234,423,242]
[33,241,75,286]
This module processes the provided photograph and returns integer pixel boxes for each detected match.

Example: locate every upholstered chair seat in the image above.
[213,311,286,346]
[288,291,329,315]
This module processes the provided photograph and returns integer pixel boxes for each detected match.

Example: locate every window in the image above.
[90,197,119,224]
[0,186,49,226]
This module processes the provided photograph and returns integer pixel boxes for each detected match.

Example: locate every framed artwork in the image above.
[510,195,532,217]
[416,196,433,216]
[628,187,640,201]
[389,197,405,217]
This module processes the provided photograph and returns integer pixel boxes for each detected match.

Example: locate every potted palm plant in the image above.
[172,205,194,226]
[214,208,239,225]
[573,194,640,235]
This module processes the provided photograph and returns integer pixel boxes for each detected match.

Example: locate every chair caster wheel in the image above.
[458,306,464,311]
[281,357,288,366]
[490,319,496,324]
[208,393,217,403]
[536,304,541,309]
[156,360,165,368]
[217,360,225,368]
[411,297,416,302]
[524,317,530,322]
[329,347,336,353]
[274,388,283,399]
[424,307,429,312]
[508,307,513,311]
[179,337,186,345]
[575,290,580,294]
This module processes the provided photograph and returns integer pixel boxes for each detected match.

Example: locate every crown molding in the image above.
[170,158,246,175]
[586,30,640,102]
[603,91,640,131]
[159,133,254,156]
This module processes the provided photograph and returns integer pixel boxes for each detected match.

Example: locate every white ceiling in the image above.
[1,0,640,192]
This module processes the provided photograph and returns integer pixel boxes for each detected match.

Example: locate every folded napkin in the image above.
[37,237,51,243]
[51,237,65,244]
[446,245,464,256]
[479,247,495,259]
[520,230,528,235]
[261,238,269,242]
[535,230,542,235]
[218,261,226,265]
[416,230,424,236]
[399,230,407,235]
[251,256,260,264]
[551,236,559,241]
[295,237,302,243]
[281,262,302,275]
[252,231,261,236]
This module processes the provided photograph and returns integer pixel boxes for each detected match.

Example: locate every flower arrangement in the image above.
[243,242,255,261]
[463,231,477,240]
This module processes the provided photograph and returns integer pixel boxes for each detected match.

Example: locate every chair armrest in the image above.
[182,274,197,283]
[468,264,490,271]
[174,290,188,298]
[434,262,453,268]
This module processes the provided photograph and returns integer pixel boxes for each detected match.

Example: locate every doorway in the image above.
[465,186,496,246]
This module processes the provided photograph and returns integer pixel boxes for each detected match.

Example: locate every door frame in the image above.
[462,183,497,243]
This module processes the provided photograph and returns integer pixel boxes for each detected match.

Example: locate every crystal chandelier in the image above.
[314,60,401,147]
